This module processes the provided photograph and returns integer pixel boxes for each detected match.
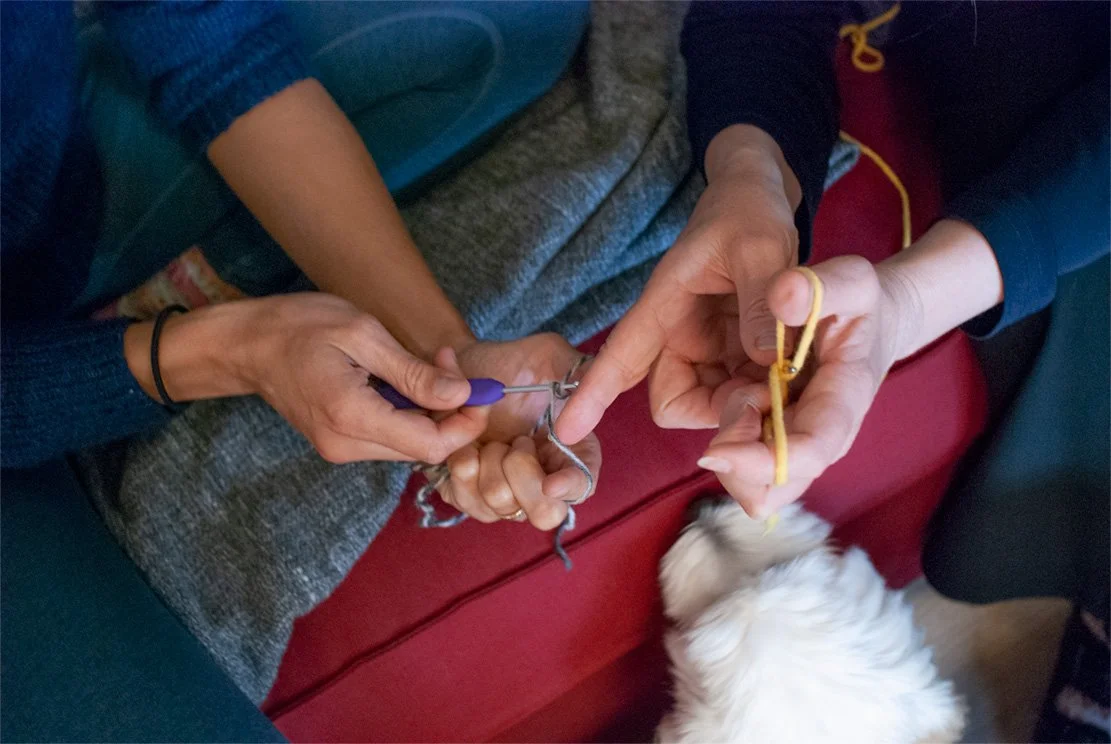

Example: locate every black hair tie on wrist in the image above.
[151,304,188,411]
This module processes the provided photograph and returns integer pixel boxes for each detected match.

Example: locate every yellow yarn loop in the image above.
[762,2,911,491]
[838,2,902,73]
[763,267,823,486]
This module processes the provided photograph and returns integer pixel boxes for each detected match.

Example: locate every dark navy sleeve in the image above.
[681,1,845,260]
[952,66,1110,338]
[98,1,309,148]
[1,319,171,469]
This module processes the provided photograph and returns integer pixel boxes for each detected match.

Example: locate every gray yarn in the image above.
[75,1,859,704]
[413,359,592,571]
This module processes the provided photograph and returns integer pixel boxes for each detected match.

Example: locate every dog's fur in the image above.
[657,499,966,744]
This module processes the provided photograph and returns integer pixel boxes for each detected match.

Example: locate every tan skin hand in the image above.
[124,294,488,464]
[437,334,602,530]
[557,124,803,445]
[207,78,475,363]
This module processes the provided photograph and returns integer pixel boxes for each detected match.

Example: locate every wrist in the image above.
[125,302,259,404]
[876,261,925,365]
[877,219,1003,360]
[705,124,803,212]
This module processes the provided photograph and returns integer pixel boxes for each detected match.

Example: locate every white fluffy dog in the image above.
[657,499,965,744]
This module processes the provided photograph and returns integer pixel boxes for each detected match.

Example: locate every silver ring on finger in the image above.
[498,508,526,522]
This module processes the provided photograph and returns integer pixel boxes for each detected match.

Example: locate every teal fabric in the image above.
[924,256,1110,608]
[0,461,284,743]
[75,0,590,307]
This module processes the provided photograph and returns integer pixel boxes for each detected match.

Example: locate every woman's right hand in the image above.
[127,293,488,464]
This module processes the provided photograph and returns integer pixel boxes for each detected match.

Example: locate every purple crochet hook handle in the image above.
[376,378,506,410]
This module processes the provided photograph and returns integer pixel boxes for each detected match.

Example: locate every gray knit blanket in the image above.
[78,2,858,703]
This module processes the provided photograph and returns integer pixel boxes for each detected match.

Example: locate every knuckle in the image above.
[400,361,433,398]
[651,403,680,429]
[502,448,535,477]
[323,398,360,436]
[314,438,348,465]
[605,349,642,387]
[737,225,797,266]
[841,256,881,304]
[421,440,452,465]
[449,452,479,481]
[742,295,773,324]
[321,398,347,429]
[483,483,516,512]
[348,314,386,339]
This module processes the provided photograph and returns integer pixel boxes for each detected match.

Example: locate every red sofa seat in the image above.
[263,49,988,742]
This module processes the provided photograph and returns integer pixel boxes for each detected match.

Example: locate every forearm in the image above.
[880,219,1004,361]
[207,79,474,360]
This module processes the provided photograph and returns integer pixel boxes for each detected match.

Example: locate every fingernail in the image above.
[756,332,777,351]
[434,376,467,401]
[697,456,732,474]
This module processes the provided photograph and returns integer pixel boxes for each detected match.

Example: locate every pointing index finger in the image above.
[555,299,667,444]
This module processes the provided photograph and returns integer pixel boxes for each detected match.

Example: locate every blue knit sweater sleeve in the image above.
[98,0,308,147]
[952,67,1111,338]
[1,319,170,469]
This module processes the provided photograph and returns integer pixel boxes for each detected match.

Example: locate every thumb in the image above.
[736,267,780,368]
[366,340,471,411]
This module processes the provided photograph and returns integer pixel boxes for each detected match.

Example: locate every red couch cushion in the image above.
[263,49,988,742]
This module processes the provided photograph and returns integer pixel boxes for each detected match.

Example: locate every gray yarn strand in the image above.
[411,357,594,569]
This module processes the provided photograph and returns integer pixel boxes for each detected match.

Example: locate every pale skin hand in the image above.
[123,294,488,464]
[437,335,602,531]
[557,124,803,445]
[699,219,1005,517]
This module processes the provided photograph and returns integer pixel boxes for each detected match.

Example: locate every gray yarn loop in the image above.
[412,356,592,570]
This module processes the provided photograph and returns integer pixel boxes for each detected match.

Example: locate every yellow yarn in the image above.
[838,130,912,250]
[762,267,823,486]
[762,2,911,493]
[838,2,902,73]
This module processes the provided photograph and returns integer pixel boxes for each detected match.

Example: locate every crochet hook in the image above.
[376,378,578,410]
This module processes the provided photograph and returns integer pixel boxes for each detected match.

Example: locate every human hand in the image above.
[204,293,486,463]
[557,124,803,444]
[697,256,912,516]
[435,334,602,530]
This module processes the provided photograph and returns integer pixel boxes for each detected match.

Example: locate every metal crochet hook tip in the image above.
[501,381,580,395]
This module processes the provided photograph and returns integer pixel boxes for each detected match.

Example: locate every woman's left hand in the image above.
[697,256,907,517]
[436,334,602,530]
